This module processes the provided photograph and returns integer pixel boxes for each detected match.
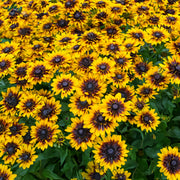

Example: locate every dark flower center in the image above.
[81,57,92,67]
[79,100,88,106]
[5,93,19,108]
[62,80,69,87]
[33,66,45,78]
[18,28,31,36]
[96,12,107,19]
[167,16,176,22]
[149,16,159,24]
[20,152,31,161]
[86,82,95,91]
[43,36,53,42]
[2,47,12,53]
[153,31,163,38]
[154,73,161,80]
[117,174,126,180]
[165,9,175,15]
[16,67,26,76]
[33,44,41,50]
[10,125,20,135]
[99,64,106,70]
[137,103,144,109]
[38,128,48,140]
[163,155,180,174]
[73,45,80,50]
[87,32,97,41]
[116,74,122,79]
[41,107,53,118]
[74,11,83,20]
[77,128,84,136]
[0,60,6,68]
[107,147,115,155]
[53,56,63,63]
[60,37,71,43]
[25,100,34,109]
[91,172,101,180]
[10,23,19,29]
[43,23,52,30]
[6,143,17,155]
[97,115,105,123]
[108,44,119,51]
[49,5,57,12]
[107,27,117,35]
[126,43,133,48]
[143,88,150,94]
[111,103,119,110]
[133,32,143,39]
[23,131,32,144]
[0,122,5,134]
[65,0,76,8]
[57,19,69,28]
[117,58,125,64]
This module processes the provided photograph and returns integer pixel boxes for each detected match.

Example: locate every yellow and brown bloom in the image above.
[16,144,38,169]
[51,74,77,98]
[66,117,95,151]
[0,164,17,180]
[93,135,129,171]
[101,93,131,122]
[81,161,106,180]
[157,146,180,180]
[36,97,61,121]
[31,120,60,151]
[112,168,131,180]
[0,87,21,116]
[135,108,160,132]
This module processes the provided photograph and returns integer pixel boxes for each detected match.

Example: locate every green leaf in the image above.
[123,159,137,170]
[145,159,158,175]
[22,174,37,180]
[172,116,180,121]
[42,169,61,180]
[59,148,68,165]
[167,127,180,139]
[144,147,160,158]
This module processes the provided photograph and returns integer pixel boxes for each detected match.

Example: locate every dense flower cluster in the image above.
[0,0,180,179]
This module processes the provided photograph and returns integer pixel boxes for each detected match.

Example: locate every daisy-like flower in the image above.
[90,57,116,80]
[36,97,61,121]
[83,104,119,137]
[69,93,93,116]
[133,59,153,79]
[51,74,77,98]
[166,38,180,55]
[0,116,11,140]
[45,50,71,73]
[145,26,170,45]
[136,84,158,100]
[112,168,131,180]
[0,54,15,78]
[0,87,21,116]
[0,136,21,165]
[81,161,106,180]
[17,91,43,118]
[75,74,107,103]
[31,120,60,151]
[157,146,180,180]
[0,41,19,55]
[101,93,131,122]
[145,66,169,91]
[132,96,149,113]
[27,61,52,85]
[161,55,180,84]
[135,108,160,132]
[162,15,180,30]
[8,117,28,140]
[0,164,17,180]
[66,117,95,151]
[109,70,129,87]
[111,85,135,103]
[93,135,129,171]
[16,144,38,169]
[113,52,131,70]
[22,130,34,145]
[126,27,146,46]
[121,39,140,54]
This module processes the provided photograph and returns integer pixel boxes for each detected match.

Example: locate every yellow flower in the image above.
[135,107,160,132]
[112,168,131,180]
[31,120,60,151]
[0,164,17,180]
[16,144,38,169]
[66,117,95,152]
[93,135,129,171]
[157,146,180,180]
